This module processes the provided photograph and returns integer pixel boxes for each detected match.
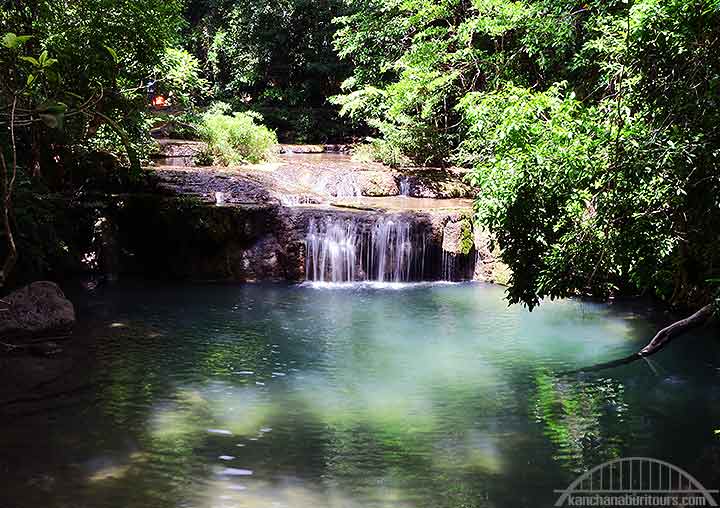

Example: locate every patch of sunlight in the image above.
[239,161,283,172]
[86,452,149,483]
[464,432,505,474]
[150,384,275,443]
[195,476,414,508]
[206,387,274,436]
[86,453,149,483]
[430,431,505,476]
[150,388,211,440]
[87,463,131,482]
[289,334,508,434]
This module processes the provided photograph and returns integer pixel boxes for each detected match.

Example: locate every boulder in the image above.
[0,282,75,338]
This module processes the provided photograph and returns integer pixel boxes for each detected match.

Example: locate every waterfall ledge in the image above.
[94,197,498,284]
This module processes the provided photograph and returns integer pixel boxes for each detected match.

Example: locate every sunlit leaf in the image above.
[103,45,119,63]
[37,101,68,114]
[2,33,31,48]
[19,55,40,66]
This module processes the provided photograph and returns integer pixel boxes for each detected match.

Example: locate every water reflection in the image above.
[1,282,718,508]
[533,372,626,473]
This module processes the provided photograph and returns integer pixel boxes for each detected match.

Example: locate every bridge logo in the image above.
[555,457,718,507]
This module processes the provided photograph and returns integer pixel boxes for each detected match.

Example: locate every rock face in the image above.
[93,146,498,284]
[356,172,399,197]
[115,197,306,282]
[95,193,502,284]
[0,282,76,338]
[442,215,474,255]
[473,230,496,282]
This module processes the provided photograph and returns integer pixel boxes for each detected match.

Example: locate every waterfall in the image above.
[336,174,362,199]
[305,216,427,283]
[305,217,360,282]
[399,177,411,197]
[440,250,477,282]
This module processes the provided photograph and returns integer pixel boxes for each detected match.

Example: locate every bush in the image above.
[193,148,214,167]
[351,139,411,168]
[198,109,278,165]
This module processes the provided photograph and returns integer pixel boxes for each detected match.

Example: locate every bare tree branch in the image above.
[562,304,715,375]
[639,304,714,356]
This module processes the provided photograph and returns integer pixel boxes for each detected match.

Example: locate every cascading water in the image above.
[305,217,360,282]
[336,174,362,199]
[440,250,478,282]
[369,218,423,282]
[305,216,427,283]
[399,177,411,197]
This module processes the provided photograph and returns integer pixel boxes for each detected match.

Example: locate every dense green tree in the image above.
[0,0,185,287]
[333,0,720,321]
[185,0,350,141]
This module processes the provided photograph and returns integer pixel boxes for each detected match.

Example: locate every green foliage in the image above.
[1,0,185,174]
[351,139,411,168]
[336,0,720,310]
[198,109,278,165]
[458,84,613,307]
[186,0,350,141]
[0,1,184,285]
[5,170,69,284]
[458,217,474,256]
[156,48,209,108]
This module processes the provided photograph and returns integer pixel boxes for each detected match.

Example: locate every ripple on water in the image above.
[11,281,716,508]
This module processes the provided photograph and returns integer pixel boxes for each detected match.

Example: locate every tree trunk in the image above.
[0,97,18,289]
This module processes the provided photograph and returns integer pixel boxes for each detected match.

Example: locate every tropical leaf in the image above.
[19,56,40,66]
[103,45,119,63]
[2,33,32,49]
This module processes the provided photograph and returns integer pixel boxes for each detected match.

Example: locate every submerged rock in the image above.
[0,281,75,338]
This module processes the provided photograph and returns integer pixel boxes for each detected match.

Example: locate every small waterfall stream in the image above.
[399,177,411,197]
[305,216,428,283]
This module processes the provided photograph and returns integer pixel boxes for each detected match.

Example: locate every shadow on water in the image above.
[1,281,719,507]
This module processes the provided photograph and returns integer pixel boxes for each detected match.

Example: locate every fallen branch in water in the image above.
[639,304,714,356]
[562,304,715,375]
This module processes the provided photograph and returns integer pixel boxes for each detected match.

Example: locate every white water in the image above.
[399,177,411,197]
[305,216,427,283]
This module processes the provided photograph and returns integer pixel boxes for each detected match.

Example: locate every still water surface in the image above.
[1,282,719,507]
